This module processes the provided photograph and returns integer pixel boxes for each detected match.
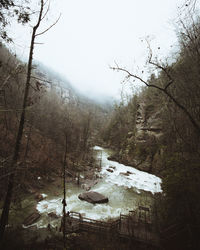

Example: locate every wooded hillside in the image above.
[101,11,200,249]
[0,43,109,197]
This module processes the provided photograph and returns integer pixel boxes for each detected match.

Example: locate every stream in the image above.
[32,146,162,228]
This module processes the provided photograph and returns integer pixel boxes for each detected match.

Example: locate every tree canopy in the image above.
[0,0,30,42]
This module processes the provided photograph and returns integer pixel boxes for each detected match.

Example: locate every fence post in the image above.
[119,213,121,231]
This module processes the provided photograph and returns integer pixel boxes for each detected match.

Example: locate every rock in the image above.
[120,172,130,176]
[81,179,98,191]
[35,193,44,201]
[109,166,116,169]
[127,171,133,175]
[23,212,40,226]
[43,204,48,209]
[85,185,90,191]
[48,212,59,219]
[78,191,109,204]
[41,193,47,198]
[106,168,113,173]
[81,183,91,191]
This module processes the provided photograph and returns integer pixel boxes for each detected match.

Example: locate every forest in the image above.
[0,0,200,249]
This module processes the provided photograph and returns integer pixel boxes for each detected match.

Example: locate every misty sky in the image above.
[10,0,187,100]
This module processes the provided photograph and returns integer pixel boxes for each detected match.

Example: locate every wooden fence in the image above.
[64,210,160,248]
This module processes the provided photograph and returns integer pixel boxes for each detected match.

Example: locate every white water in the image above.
[95,146,162,193]
[34,146,162,228]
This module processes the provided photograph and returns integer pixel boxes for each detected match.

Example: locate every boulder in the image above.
[23,212,40,226]
[106,168,113,173]
[81,183,91,191]
[120,172,130,176]
[35,193,44,201]
[81,180,98,191]
[127,171,133,175]
[78,191,109,204]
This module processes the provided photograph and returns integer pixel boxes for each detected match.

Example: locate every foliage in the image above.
[102,95,137,153]
[102,8,200,249]
[0,44,104,198]
[0,0,30,42]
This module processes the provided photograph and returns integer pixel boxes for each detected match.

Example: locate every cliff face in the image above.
[112,96,164,175]
[132,99,163,174]
[135,102,163,141]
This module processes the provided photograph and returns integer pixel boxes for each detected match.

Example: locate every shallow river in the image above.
[34,146,162,228]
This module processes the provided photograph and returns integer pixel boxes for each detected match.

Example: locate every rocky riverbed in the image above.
[2,146,162,230]
[28,146,162,228]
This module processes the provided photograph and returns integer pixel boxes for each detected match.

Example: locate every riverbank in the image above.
[1,146,162,250]
[0,150,100,229]
[102,144,162,176]
[20,146,161,230]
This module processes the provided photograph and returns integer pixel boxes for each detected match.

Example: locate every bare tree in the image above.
[111,40,200,136]
[0,0,60,241]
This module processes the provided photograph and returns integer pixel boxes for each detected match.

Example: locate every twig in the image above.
[41,0,50,21]
[30,75,53,84]
[35,14,61,37]
[110,65,164,92]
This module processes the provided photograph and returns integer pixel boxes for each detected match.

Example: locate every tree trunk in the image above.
[62,135,68,249]
[0,1,44,242]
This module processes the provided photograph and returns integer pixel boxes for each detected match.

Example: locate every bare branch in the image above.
[111,63,200,135]
[179,18,200,58]
[41,0,50,21]
[30,75,53,84]
[34,0,44,30]
[29,81,42,92]
[34,42,44,45]
[110,66,164,92]
[185,0,197,11]
[0,63,22,89]
[146,40,174,90]
[35,14,61,37]
[44,0,49,7]
[164,80,174,90]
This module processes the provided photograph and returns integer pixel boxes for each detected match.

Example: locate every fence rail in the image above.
[64,210,160,248]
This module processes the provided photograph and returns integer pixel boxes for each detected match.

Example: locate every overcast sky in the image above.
[10,0,187,100]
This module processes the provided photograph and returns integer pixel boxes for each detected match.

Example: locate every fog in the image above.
[8,0,186,100]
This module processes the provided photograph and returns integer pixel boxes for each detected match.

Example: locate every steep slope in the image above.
[0,44,110,199]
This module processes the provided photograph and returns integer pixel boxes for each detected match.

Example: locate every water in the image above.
[33,146,162,228]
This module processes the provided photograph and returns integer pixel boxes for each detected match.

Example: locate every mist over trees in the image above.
[0,42,108,187]
[0,0,200,249]
[0,0,109,244]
